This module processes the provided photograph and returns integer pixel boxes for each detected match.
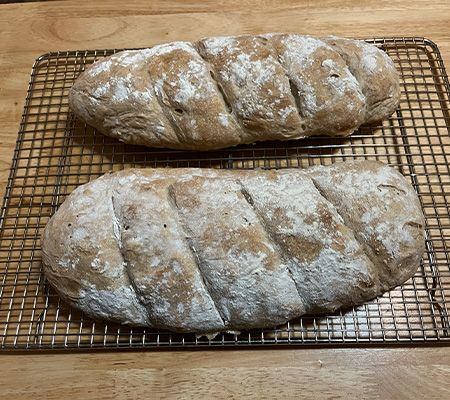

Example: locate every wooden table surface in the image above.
[1,1,450,398]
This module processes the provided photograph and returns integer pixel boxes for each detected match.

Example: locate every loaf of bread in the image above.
[69,34,400,151]
[41,161,424,333]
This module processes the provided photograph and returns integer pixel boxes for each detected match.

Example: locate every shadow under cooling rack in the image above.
[1,37,450,349]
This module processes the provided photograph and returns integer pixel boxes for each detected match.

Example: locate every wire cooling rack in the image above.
[1,37,450,350]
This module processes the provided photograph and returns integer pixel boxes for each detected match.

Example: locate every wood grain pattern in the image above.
[1,0,450,201]
[0,348,450,399]
[1,1,450,399]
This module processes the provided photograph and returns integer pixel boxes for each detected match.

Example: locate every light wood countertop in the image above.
[1,1,450,398]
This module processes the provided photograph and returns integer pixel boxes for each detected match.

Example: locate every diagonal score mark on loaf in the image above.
[324,41,369,115]
[237,179,308,308]
[310,167,426,293]
[109,189,152,323]
[309,177,382,282]
[265,36,306,121]
[322,38,399,121]
[238,169,386,313]
[166,184,228,327]
[194,42,247,142]
[148,70,187,146]
[270,35,368,128]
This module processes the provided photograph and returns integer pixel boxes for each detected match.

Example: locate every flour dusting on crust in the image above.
[42,161,425,332]
[70,34,400,149]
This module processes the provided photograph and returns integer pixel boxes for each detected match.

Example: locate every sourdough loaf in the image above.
[41,161,424,333]
[69,34,400,150]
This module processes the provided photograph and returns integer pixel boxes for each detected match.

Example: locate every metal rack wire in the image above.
[1,37,450,350]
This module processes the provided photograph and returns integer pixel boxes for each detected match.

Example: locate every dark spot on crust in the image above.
[404,221,423,229]
[163,224,167,228]
[240,187,254,206]
[217,83,232,113]
[377,183,407,195]
[288,79,303,118]
[174,108,184,115]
